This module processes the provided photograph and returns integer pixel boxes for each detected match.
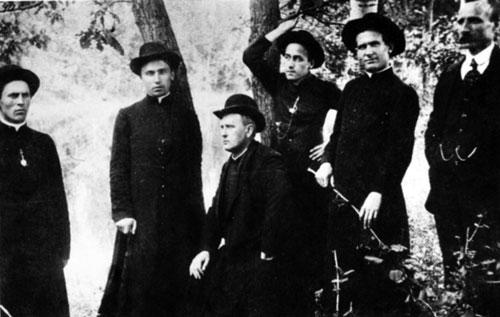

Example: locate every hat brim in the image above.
[342,14,405,57]
[0,66,40,96]
[130,51,181,75]
[277,31,325,68]
[214,105,266,132]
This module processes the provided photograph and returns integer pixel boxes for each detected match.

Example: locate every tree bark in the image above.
[349,0,379,19]
[131,0,193,110]
[249,0,280,146]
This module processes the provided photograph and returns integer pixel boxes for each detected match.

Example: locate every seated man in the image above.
[190,94,300,316]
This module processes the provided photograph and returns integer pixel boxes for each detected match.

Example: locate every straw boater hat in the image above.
[0,64,40,96]
[213,94,266,132]
[341,13,405,57]
[276,30,325,68]
[130,42,181,76]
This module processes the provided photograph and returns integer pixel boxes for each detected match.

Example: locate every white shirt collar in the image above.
[461,42,495,79]
[0,114,26,131]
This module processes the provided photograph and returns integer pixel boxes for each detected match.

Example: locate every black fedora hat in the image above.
[0,64,40,96]
[342,13,405,57]
[214,94,265,132]
[276,30,325,68]
[130,42,181,75]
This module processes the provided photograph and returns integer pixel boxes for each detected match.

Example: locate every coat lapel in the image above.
[224,141,259,217]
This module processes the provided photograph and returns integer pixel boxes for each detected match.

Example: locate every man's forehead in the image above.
[284,43,308,56]
[4,80,30,91]
[458,0,491,19]
[141,59,170,71]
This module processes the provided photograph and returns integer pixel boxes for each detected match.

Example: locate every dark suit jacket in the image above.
[202,141,294,259]
[425,45,500,214]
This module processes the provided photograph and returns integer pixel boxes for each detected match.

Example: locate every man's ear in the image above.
[245,123,256,138]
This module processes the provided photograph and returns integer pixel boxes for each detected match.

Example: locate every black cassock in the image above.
[0,121,70,317]
[322,68,419,314]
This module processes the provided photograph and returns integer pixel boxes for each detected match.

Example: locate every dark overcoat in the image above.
[243,35,341,287]
[103,88,205,316]
[201,141,304,316]
[0,122,70,317]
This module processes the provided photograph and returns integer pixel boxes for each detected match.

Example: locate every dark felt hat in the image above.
[276,30,325,68]
[342,13,405,57]
[0,65,40,96]
[214,94,265,132]
[130,42,181,75]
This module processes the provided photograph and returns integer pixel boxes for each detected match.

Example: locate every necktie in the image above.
[464,59,480,87]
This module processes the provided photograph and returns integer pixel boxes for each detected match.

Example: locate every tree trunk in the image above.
[249,0,280,146]
[131,0,193,110]
[349,0,379,19]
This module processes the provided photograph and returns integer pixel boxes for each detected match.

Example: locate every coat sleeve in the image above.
[182,107,205,248]
[243,36,281,94]
[322,82,349,164]
[110,109,134,222]
[260,154,293,257]
[46,136,71,262]
[368,86,420,193]
[201,167,226,253]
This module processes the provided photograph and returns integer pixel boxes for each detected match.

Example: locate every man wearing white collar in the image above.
[0,65,70,316]
[425,1,500,314]
[100,42,205,316]
[315,13,419,315]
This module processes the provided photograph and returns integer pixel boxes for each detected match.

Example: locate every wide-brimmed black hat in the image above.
[342,13,405,57]
[214,94,265,132]
[0,64,40,96]
[276,30,325,68]
[130,42,181,75]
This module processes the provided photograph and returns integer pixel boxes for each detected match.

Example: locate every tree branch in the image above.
[0,2,44,13]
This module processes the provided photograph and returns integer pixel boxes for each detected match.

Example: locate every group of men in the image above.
[0,0,499,316]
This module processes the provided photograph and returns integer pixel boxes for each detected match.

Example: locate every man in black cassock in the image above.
[99,42,205,316]
[315,13,419,316]
[0,65,71,317]
[243,19,341,309]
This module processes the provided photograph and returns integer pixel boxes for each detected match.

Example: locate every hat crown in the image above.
[224,94,258,110]
[138,42,168,57]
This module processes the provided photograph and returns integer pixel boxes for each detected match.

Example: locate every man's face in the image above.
[456,1,494,54]
[0,80,31,124]
[219,113,253,154]
[281,43,313,81]
[356,30,391,73]
[140,60,174,97]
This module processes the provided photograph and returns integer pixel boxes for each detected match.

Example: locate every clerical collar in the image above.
[231,146,249,161]
[157,92,170,104]
[461,41,494,78]
[366,66,392,78]
[0,115,26,131]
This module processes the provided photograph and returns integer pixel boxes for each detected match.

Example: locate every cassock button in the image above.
[461,113,467,118]
[459,128,463,133]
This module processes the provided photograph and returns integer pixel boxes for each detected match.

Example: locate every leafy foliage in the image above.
[77,1,124,55]
[0,1,66,64]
